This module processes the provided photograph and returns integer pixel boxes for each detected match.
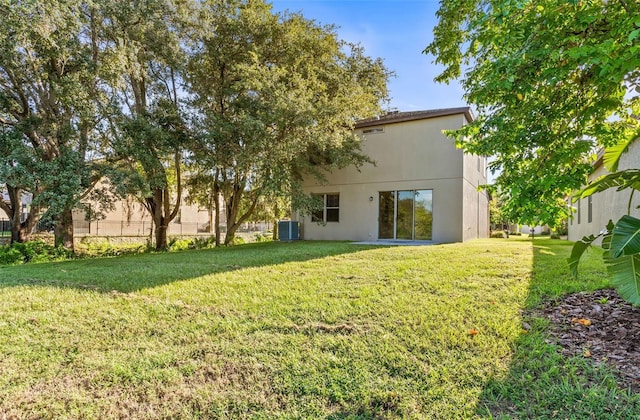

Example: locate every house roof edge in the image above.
[355,107,474,129]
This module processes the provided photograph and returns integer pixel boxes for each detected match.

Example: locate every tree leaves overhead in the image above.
[426,0,640,227]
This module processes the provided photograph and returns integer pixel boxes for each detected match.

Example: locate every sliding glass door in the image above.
[378,191,395,239]
[396,191,414,240]
[413,190,433,240]
[378,190,432,240]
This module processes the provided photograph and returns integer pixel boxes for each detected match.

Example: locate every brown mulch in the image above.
[538,288,640,392]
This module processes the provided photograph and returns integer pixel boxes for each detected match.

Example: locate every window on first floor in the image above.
[588,195,593,223]
[312,193,340,223]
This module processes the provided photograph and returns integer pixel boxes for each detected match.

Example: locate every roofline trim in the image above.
[355,107,474,129]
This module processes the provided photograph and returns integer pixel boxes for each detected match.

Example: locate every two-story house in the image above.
[295,107,489,243]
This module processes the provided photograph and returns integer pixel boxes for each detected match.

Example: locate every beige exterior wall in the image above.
[568,140,640,243]
[298,112,489,243]
[462,153,490,241]
[73,184,215,236]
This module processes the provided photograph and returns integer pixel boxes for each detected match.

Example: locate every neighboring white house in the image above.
[295,107,490,243]
[568,140,640,243]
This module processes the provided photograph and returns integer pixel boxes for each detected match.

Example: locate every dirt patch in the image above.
[538,288,640,391]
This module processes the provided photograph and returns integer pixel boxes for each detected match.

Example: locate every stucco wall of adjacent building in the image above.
[73,181,216,237]
[462,153,490,241]
[299,112,486,243]
[568,140,640,244]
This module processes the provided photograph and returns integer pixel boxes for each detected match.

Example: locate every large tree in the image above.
[188,0,390,245]
[425,0,639,227]
[100,0,195,251]
[0,0,116,250]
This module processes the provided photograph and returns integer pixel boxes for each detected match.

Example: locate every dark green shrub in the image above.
[0,246,24,265]
[0,241,72,265]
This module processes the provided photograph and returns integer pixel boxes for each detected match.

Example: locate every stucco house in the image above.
[71,197,215,237]
[568,140,640,243]
[295,107,490,243]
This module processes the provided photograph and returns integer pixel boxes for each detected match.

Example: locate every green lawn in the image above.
[0,238,638,418]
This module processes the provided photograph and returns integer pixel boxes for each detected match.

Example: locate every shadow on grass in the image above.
[0,241,381,293]
[475,238,640,418]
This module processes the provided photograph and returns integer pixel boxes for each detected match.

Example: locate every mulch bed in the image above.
[537,289,640,392]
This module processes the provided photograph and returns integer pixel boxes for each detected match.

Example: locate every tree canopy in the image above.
[426,0,640,227]
[0,0,118,248]
[0,0,390,249]
[187,0,390,245]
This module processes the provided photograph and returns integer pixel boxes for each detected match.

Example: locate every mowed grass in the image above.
[0,238,638,418]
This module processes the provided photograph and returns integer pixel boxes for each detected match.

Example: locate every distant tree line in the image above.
[0,0,391,250]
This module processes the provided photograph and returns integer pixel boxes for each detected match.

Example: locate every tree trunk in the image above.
[2,186,41,244]
[223,189,260,246]
[149,190,169,251]
[147,184,180,251]
[224,222,238,246]
[207,206,213,234]
[155,221,168,251]
[10,222,23,244]
[54,208,75,250]
[223,189,240,246]
[214,177,221,247]
[272,201,279,241]
[5,185,24,244]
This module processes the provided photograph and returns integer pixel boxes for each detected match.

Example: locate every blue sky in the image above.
[270,0,466,112]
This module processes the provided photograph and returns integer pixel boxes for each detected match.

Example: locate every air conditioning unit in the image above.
[278,220,300,241]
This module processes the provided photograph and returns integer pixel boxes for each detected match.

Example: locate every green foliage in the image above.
[78,240,147,258]
[2,0,390,251]
[569,216,640,305]
[490,231,506,238]
[610,215,640,258]
[254,233,272,243]
[167,238,192,252]
[428,0,640,306]
[426,0,640,228]
[187,0,390,245]
[568,220,614,279]
[606,215,640,305]
[167,236,219,252]
[0,241,72,265]
[189,236,217,249]
[0,246,22,265]
[230,236,246,245]
[0,0,124,249]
